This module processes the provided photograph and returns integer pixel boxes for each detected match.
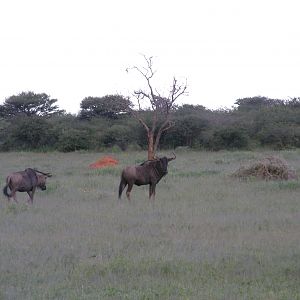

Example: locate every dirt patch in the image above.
[89,156,118,169]
[232,156,298,180]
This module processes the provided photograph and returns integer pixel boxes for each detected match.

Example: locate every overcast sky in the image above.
[1,0,300,114]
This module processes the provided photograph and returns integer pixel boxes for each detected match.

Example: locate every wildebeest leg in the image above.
[27,187,36,204]
[7,194,13,202]
[149,184,156,201]
[27,191,33,203]
[118,179,127,200]
[126,183,133,201]
[12,190,18,203]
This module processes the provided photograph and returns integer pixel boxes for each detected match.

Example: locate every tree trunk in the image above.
[148,132,155,160]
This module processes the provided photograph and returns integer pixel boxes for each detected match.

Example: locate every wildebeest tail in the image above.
[118,177,126,199]
[3,184,11,197]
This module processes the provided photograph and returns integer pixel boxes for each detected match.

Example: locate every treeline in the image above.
[0,92,299,152]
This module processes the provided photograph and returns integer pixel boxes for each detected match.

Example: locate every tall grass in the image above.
[0,150,299,299]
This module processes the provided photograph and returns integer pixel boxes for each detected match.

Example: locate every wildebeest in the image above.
[118,153,176,201]
[3,168,52,203]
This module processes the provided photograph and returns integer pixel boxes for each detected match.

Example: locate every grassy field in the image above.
[0,150,299,300]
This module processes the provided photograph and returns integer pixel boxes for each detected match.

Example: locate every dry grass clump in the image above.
[232,156,298,180]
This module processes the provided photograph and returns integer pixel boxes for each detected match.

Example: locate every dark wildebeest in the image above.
[3,168,52,203]
[118,153,176,201]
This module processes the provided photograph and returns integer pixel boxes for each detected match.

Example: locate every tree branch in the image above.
[127,55,187,158]
[153,119,175,153]
[128,107,150,133]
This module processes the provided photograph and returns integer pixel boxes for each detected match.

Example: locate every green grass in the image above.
[0,150,299,299]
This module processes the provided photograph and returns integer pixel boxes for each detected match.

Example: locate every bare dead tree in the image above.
[127,55,188,160]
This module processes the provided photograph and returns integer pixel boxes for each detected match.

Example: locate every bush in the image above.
[102,124,137,150]
[208,128,249,150]
[56,129,91,152]
[258,124,300,149]
[161,116,208,148]
[0,116,58,150]
[126,143,142,151]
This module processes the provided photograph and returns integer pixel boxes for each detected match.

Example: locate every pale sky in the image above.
[1,0,300,114]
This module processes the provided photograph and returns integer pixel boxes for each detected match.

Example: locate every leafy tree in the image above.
[56,128,91,152]
[285,97,300,108]
[79,95,132,119]
[0,91,65,118]
[0,118,9,147]
[210,128,249,150]
[234,96,283,111]
[1,116,59,150]
[102,124,137,150]
[161,105,210,148]
[258,124,300,149]
[175,104,207,114]
[127,55,187,160]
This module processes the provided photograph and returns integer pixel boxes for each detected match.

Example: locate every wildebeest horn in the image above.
[167,152,176,162]
[34,169,52,177]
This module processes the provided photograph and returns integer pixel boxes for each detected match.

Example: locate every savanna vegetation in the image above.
[0,150,299,299]
[0,57,299,153]
[0,57,299,299]
[0,91,300,153]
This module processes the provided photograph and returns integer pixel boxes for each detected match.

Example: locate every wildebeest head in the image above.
[34,169,52,191]
[37,174,48,190]
[154,157,169,176]
[156,152,176,174]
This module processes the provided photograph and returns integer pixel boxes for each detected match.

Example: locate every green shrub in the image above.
[208,128,249,150]
[56,129,91,152]
[102,125,137,150]
[258,124,300,149]
[0,116,58,150]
